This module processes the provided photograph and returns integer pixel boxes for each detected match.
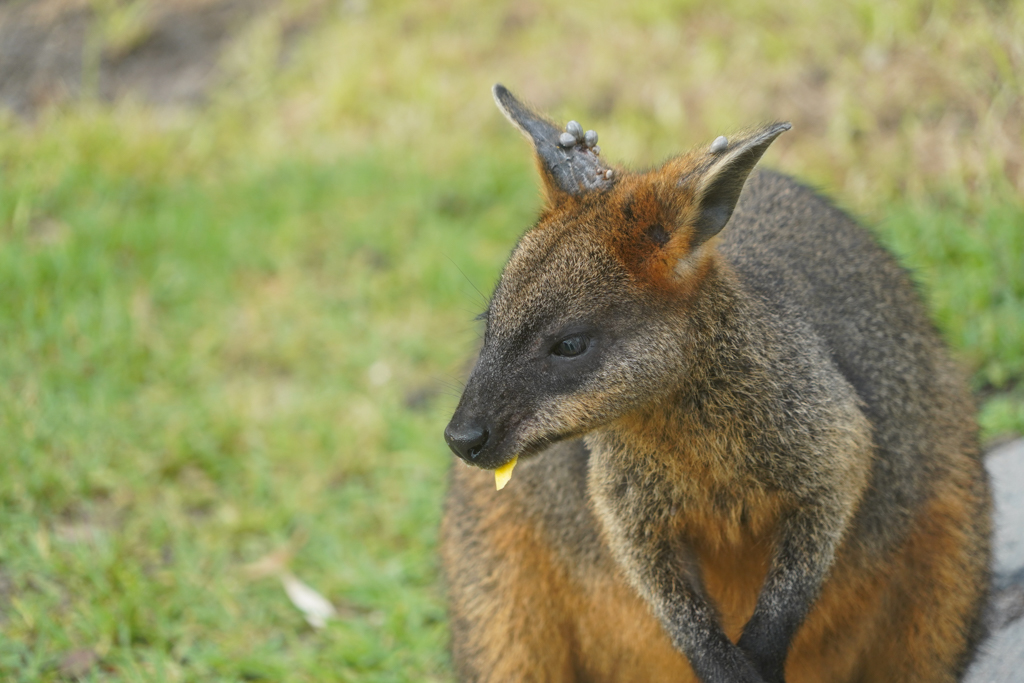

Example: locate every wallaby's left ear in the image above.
[493,84,616,205]
[686,122,791,247]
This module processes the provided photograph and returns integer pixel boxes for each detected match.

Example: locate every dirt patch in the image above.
[0,0,279,114]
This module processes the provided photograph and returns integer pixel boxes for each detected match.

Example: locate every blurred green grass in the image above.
[0,130,537,681]
[1,0,1023,680]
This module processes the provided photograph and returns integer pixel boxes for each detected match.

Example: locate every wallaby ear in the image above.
[686,122,791,247]
[493,84,615,203]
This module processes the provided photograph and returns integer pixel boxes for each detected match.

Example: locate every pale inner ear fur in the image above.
[689,122,791,246]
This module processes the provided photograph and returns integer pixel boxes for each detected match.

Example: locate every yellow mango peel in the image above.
[494,456,519,490]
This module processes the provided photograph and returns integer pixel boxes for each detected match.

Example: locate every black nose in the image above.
[444,423,489,462]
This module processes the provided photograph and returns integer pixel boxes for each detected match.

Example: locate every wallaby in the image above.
[441,85,991,683]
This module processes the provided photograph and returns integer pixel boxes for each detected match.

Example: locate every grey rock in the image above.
[989,439,1024,580]
[964,438,1024,683]
[965,617,1024,683]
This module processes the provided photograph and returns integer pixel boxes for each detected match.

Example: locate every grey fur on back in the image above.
[721,170,982,552]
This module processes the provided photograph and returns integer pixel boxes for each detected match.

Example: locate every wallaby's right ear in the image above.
[493,84,615,205]
[682,122,791,248]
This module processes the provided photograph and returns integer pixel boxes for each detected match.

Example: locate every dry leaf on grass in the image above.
[58,648,98,679]
[281,572,337,629]
[240,532,335,628]
[241,530,308,580]
[241,545,293,580]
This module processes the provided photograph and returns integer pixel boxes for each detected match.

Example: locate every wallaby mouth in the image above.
[443,417,524,489]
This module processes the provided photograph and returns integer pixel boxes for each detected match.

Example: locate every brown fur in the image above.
[442,88,991,683]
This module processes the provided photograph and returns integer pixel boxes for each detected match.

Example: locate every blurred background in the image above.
[0,0,1021,680]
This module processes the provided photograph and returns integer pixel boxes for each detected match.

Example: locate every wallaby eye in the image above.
[552,335,589,358]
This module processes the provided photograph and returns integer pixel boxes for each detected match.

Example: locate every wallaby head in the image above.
[444,84,789,474]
